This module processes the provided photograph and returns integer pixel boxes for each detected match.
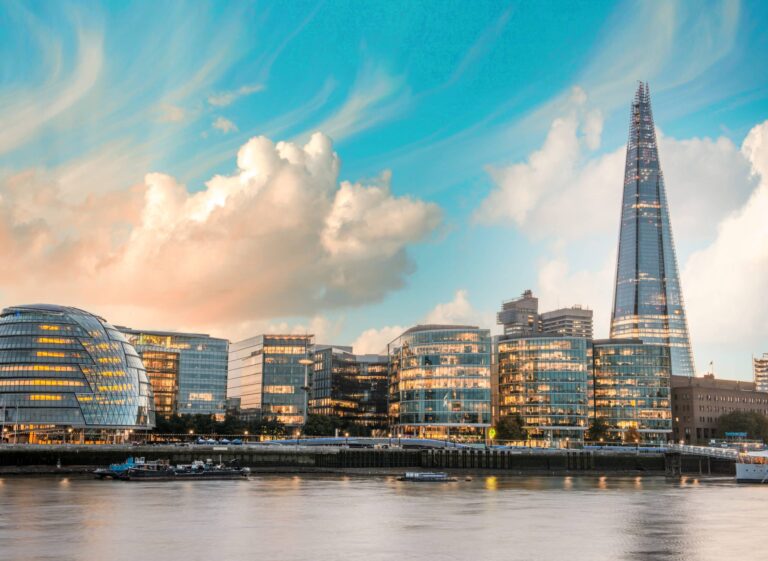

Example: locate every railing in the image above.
[666,443,739,459]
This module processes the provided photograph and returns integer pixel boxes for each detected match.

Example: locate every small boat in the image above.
[736,451,768,483]
[95,457,250,481]
[397,471,457,482]
[94,457,169,479]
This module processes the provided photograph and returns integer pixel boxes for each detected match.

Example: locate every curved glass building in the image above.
[0,304,155,441]
[388,325,491,439]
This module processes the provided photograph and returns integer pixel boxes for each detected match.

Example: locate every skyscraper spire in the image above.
[610,82,696,377]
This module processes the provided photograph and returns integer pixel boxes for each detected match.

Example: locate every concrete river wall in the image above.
[0,445,737,476]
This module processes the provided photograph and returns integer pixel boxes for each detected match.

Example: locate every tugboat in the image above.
[95,458,250,481]
[397,471,457,482]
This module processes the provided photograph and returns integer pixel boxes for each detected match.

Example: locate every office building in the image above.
[609,82,695,377]
[119,328,229,420]
[309,345,388,433]
[592,339,672,443]
[540,306,593,339]
[497,336,589,445]
[388,325,491,439]
[671,374,768,444]
[498,290,593,339]
[0,304,155,441]
[754,354,768,393]
[497,290,541,337]
[228,334,313,427]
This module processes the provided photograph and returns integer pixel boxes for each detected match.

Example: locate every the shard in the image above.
[610,82,695,377]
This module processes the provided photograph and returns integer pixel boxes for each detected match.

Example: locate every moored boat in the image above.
[95,458,250,481]
[94,457,169,480]
[398,471,457,482]
[736,451,768,483]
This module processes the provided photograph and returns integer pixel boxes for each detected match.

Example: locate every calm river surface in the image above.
[0,474,766,561]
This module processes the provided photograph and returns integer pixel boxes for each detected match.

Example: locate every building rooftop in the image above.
[116,326,215,339]
[401,324,481,335]
[2,303,107,322]
[671,374,759,392]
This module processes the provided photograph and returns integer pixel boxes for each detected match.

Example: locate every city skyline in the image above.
[1,2,768,380]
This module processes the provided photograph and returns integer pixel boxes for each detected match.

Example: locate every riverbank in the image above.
[0,443,736,477]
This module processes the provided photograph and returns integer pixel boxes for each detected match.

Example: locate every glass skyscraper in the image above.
[119,328,229,420]
[388,325,491,439]
[610,82,695,377]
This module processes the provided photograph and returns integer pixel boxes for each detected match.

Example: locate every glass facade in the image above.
[309,346,388,432]
[139,350,179,418]
[120,329,229,420]
[610,82,695,377]
[0,304,155,435]
[388,325,491,439]
[592,340,672,442]
[497,337,588,444]
[228,334,313,427]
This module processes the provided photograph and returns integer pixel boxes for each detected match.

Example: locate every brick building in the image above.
[671,374,768,444]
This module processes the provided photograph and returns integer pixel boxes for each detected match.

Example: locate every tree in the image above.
[586,417,610,442]
[151,414,285,438]
[717,411,768,442]
[495,414,528,441]
[302,414,344,436]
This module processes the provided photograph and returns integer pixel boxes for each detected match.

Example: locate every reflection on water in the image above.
[0,475,765,561]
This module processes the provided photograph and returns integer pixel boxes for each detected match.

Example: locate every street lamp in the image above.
[298,356,314,428]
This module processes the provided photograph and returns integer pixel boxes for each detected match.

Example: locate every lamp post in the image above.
[298,356,314,428]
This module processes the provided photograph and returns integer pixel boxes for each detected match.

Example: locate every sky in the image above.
[1,0,767,379]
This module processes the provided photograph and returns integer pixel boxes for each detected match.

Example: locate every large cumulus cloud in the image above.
[0,132,441,333]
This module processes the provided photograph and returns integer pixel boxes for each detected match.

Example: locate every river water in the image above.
[0,474,765,561]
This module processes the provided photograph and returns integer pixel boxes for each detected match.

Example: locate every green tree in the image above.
[151,414,285,439]
[302,414,344,436]
[717,411,768,442]
[586,417,610,442]
[495,414,528,441]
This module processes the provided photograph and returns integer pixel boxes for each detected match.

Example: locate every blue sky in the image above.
[1,0,767,379]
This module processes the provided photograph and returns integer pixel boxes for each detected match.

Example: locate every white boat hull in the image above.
[736,462,768,483]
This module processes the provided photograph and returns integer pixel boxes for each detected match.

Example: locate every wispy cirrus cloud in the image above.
[0,24,103,154]
[207,84,264,107]
[303,61,411,142]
